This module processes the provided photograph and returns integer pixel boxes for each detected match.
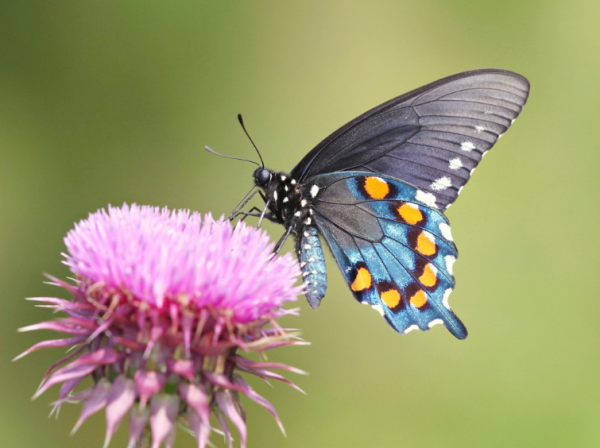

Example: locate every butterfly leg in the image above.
[228,187,258,220]
[273,225,294,254]
[235,208,278,224]
[257,199,272,227]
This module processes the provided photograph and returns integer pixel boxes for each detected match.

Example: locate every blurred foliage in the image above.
[2,1,600,447]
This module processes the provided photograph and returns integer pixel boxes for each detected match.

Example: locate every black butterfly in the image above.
[231,69,529,339]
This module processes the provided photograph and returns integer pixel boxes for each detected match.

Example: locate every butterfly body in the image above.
[253,168,328,308]
[249,69,530,339]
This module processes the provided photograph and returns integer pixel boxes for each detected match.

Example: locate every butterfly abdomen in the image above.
[298,226,327,309]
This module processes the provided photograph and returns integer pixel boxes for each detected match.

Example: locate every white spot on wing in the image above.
[428,319,444,328]
[291,179,297,185]
[404,325,419,334]
[449,158,463,170]
[415,190,437,208]
[273,191,278,201]
[294,211,301,217]
[475,125,485,132]
[470,168,476,176]
[310,185,320,198]
[371,304,385,316]
[283,197,289,203]
[461,141,475,152]
[457,186,464,195]
[280,175,286,181]
[301,199,307,207]
[442,288,452,309]
[445,255,456,275]
[304,217,312,225]
[431,176,452,191]
[439,223,453,242]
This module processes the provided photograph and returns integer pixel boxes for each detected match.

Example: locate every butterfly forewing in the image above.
[292,69,530,210]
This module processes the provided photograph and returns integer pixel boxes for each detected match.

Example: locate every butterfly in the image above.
[232,69,530,339]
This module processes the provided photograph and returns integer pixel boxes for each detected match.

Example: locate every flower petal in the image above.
[187,408,210,448]
[69,347,123,367]
[13,336,86,361]
[71,379,112,434]
[214,408,233,448]
[18,321,90,335]
[134,370,166,410]
[34,364,97,399]
[179,383,209,448]
[150,394,179,448]
[233,355,308,375]
[104,375,136,448]
[127,405,150,448]
[203,372,245,393]
[233,375,285,435]
[216,390,247,448]
[236,366,304,393]
[167,359,195,382]
[164,426,176,448]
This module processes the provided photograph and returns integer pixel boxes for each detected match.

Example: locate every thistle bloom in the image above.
[17,205,305,448]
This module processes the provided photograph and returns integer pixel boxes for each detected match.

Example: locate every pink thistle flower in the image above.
[17,204,306,448]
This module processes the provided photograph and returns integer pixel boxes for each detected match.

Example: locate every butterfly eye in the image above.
[255,168,271,186]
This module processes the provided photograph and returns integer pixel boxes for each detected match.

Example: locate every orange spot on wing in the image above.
[398,203,423,225]
[416,231,437,256]
[410,290,428,308]
[351,267,372,291]
[381,289,401,309]
[419,263,438,288]
[364,177,390,199]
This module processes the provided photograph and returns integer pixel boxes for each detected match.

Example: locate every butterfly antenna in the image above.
[238,113,265,168]
[203,146,261,167]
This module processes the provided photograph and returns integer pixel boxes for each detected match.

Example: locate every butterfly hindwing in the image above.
[292,69,530,210]
[308,172,466,338]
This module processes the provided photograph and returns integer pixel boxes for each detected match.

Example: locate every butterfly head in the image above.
[253,167,272,187]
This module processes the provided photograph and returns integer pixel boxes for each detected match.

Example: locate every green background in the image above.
[1,1,598,447]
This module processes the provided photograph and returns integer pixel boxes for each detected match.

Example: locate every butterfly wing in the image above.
[306,172,466,339]
[292,69,530,210]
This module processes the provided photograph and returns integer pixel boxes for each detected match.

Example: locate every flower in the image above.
[16,204,306,448]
